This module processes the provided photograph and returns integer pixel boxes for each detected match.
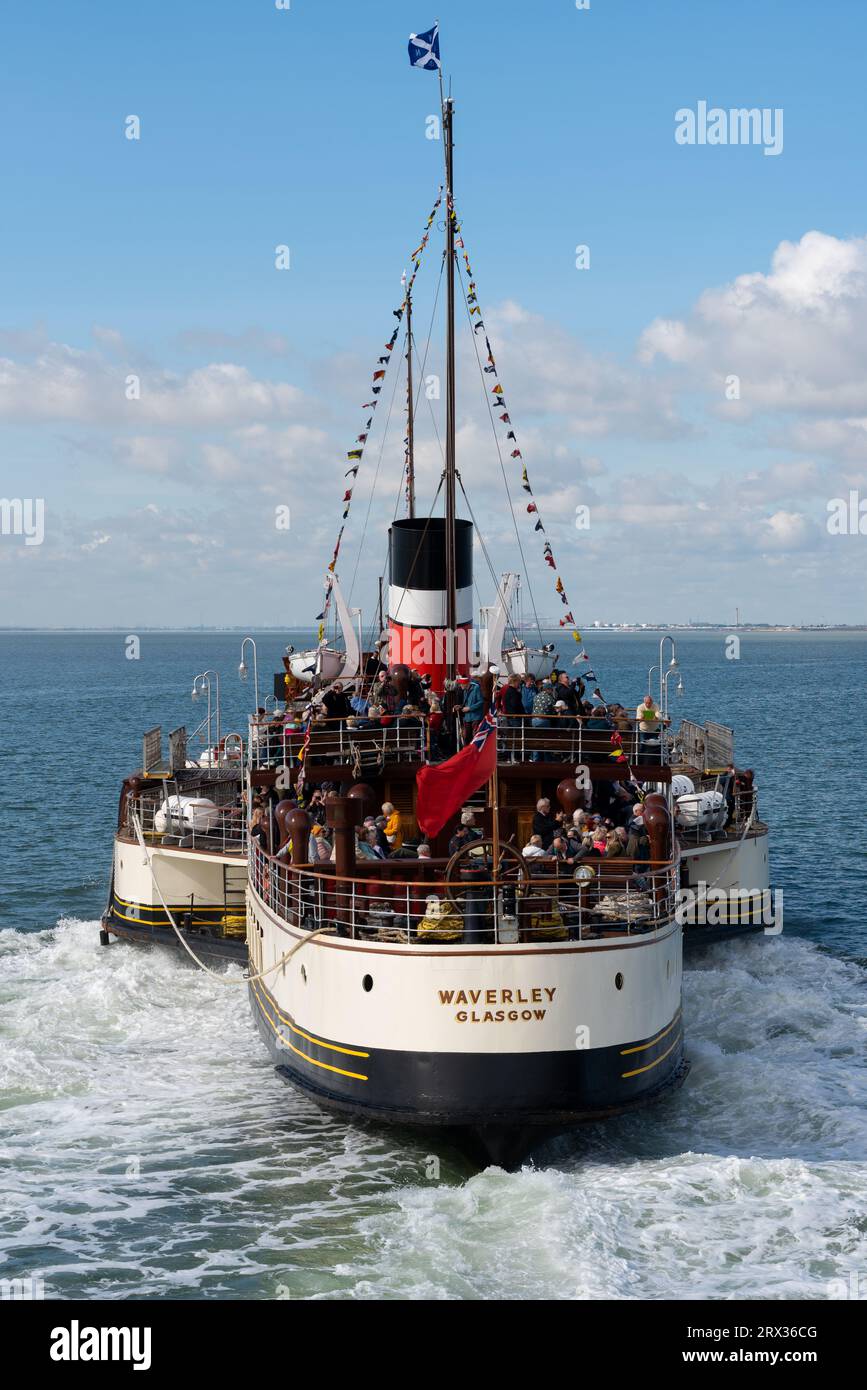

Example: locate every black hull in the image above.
[250,977,688,1168]
[102,913,247,965]
[684,921,764,948]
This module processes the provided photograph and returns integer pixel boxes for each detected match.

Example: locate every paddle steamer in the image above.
[102,716,248,963]
[99,33,772,1165]
[242,68,690,1167]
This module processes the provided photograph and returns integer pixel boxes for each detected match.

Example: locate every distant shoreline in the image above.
[2,626,865,636]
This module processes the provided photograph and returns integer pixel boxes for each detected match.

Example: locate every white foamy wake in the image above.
[0,921,864,1300]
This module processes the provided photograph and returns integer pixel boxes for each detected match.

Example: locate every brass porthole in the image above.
[362,975,373,993]
[615,973,624,991]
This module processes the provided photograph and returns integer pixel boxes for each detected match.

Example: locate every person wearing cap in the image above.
[530,679,556,762]
[308,823,332,863]
[458,675,485,744]
[553,697,576,731]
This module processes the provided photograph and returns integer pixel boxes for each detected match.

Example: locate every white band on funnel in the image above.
[388,584,473,628]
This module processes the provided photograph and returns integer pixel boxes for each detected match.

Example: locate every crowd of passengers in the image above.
[247,775,656,870]
[252,667,669,764]
[248,785,433,863]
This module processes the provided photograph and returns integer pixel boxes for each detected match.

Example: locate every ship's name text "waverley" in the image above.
[439,986,556,1024]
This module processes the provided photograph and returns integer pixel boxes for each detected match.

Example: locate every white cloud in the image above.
[760,510,811,551]
[638,231,867,422]
[0,343,311,427]
[80,532,111,552]
[481,301,692,441]
[1,274,863,624]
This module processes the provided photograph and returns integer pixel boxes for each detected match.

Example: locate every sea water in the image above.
[0,631,864,1300]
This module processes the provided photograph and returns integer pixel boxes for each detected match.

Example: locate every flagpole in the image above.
[406,281,416,518]
[489,733,501,943]
[442,84,458,684]
[490,760,500,870]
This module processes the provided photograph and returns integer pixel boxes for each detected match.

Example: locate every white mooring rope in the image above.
[128,814,330,986]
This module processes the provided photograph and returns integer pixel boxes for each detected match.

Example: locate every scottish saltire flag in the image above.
[408,23,441,71]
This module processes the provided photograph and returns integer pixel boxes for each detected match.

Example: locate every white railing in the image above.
[124,795,247,855]
[248,842,679,946]
[496,715,670,766]
[248,711,671,770]
[675,779,760,847]
[248,714,429,772]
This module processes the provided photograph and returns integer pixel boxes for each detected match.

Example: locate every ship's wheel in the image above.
[444,839,531,906]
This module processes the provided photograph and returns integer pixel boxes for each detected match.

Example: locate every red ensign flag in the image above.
[415,712,497,838]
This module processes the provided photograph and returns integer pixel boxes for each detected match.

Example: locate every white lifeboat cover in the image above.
[154,796,221,834]
[671,774,695,797]
[676,789,726,828]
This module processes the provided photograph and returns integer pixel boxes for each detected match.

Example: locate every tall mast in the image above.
[405,283,416,518]
[443,94,458,681]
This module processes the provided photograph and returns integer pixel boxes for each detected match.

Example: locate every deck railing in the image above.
[248,711,671,771]
[123,794,247,855]
[248,714,429,772]
[495,714,669,766]
[674,778,761,847]
[248,842,679,945]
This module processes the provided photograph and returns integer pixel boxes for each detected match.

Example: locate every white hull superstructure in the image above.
[246,841,686,1163]
[109,839,246,953]
[103,757,247,962]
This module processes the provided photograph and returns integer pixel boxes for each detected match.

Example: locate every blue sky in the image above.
[1,0,866,627]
